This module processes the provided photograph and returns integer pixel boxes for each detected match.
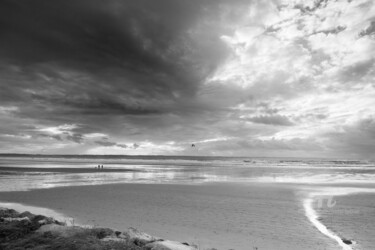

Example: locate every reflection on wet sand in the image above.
[0,168,232,191]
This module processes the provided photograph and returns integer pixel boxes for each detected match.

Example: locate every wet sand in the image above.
[318,192,375,250]
[0,182,337,250]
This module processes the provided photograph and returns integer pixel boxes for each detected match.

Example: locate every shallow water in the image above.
[1,156,375,191]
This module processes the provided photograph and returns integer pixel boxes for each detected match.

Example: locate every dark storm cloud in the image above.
[29,88,163,116]
[0,0,237,121]
[0,0,232,77]
[0,0,198,68]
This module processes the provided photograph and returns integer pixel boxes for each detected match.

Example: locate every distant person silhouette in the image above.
[101,165,104,169]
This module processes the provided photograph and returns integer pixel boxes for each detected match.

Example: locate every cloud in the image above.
[247,115,294,126]
[0,0,375,158]
[94,140,142,149]
[0,1,248,142]
[65,133,84,144]
[320,116,375,158]
[0,0,235,123]
[359,20,375,37]
[95,141,121,147]
[38,134,63,141]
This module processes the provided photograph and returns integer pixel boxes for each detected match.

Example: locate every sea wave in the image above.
[253,173,375,184]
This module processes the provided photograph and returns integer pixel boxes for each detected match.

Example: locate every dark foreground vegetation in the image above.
[0,208,209,250]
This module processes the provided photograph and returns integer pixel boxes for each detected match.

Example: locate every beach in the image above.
[1,156,375,250]
[0,182,337,250]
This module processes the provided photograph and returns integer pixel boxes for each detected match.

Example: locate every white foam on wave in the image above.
[303,187,375,250]
[254,173,375,184]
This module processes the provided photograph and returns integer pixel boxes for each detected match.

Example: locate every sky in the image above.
[0,0,375,158]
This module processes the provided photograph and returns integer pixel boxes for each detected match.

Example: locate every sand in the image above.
[317,192,375,250]
[0,182,338,250]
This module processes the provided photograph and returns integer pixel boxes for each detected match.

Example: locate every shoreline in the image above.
[0,166,144,173]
